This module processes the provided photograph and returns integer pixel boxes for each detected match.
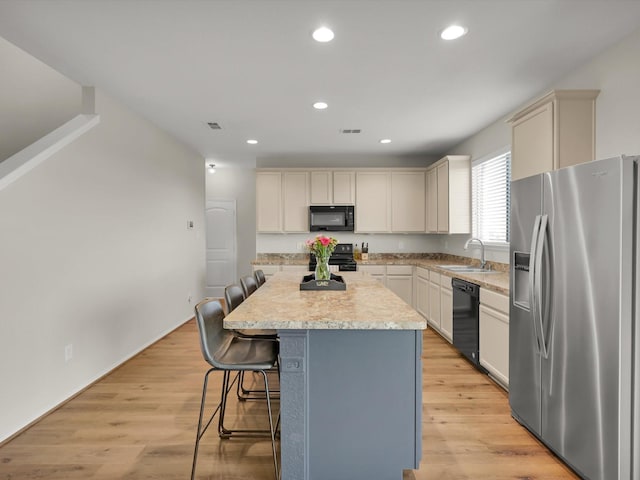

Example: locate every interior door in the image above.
[509,173,542,435]
[205,200,237,298]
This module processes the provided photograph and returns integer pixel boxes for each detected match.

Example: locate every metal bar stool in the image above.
[224,284,279,401]
[240,274,258,298]
[254,269,266,286]
[191,299,279,480]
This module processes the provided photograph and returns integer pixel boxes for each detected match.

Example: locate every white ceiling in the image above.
[1,0,640,167]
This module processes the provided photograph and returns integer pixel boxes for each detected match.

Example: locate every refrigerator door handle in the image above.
[534,214,549,359]
[528,214,543,354]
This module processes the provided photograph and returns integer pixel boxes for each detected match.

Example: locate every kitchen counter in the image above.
[253,253,510,295]
[224,271,426,330]
[226,270,424,480]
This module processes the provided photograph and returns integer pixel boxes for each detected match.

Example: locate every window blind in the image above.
[472,151,511,244]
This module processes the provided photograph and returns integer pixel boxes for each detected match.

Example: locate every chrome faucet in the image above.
[464,237,487,269]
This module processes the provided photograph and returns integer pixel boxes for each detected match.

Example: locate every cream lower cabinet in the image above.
[359,264,386,285]
[439,276,453,342]
[386,265,413,306]
[415,267,430,319]
[253,264,281,280]
[479,288,510,389]
[428,271,441,331]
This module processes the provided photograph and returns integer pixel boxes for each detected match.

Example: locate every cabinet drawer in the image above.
[416,266,429,280]
[429,271,440,283]
[480,288,509,315]
[359,264,386,276]
[387,265,413,275]
[440,275,452,290]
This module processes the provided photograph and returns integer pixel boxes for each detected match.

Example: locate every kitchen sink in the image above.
[437,265,500,274]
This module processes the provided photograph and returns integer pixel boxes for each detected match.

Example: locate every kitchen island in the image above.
[224,271,427,480]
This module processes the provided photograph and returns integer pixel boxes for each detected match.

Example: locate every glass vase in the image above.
[314,254,331,281]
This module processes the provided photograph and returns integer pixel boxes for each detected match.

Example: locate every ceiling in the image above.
[1,0,640,168]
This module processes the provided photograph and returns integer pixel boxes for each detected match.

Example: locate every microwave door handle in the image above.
[528,215,543,355]
[535,214,550,359]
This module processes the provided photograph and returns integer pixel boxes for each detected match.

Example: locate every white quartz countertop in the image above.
[224,271,427,331]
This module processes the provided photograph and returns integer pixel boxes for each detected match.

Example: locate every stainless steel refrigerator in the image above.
[509,155,639,480]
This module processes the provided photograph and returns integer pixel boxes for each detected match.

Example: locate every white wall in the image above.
[446,26,640,265]
[0,47,205,442]
[206,165,257,278]
[0,36,81,161]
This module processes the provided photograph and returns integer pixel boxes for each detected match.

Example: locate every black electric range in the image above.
[308,243,357,272]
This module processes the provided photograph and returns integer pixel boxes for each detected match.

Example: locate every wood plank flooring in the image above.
[0,321,578,479]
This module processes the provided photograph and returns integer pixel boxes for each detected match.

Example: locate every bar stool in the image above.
[254,269,266,286]
[224,284,278,401]
[240,275,258,298]
[191,299,279,480]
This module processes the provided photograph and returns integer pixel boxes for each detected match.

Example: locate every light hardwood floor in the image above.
[0,321,578,479]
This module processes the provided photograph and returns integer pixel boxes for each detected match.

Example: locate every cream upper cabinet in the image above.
[508,89,599,181]
[333,171,355,204]
[256,171,282,232]
[310,171,332,204]
[391,171,426,232]
[282,172,309,232]
[436,162,449,233]
[310,170,355,205]
[426,167,438,233]
[479,288,510,389]
[256,171,308,232]
[427,155,471,234]
[356,171,391,232]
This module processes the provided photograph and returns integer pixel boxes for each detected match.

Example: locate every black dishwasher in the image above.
[452,278,482,369]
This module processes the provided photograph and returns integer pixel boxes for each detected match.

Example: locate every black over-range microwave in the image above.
[309,205,355,232]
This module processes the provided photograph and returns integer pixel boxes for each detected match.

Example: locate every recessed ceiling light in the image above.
[379,139,392,144]
[440,25,468,40]
[246,139,258,145]
[313,101,328,110]
[312,26,334,43]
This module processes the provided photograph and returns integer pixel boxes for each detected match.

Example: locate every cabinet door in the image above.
[256,172,282,232]
[359,264,386,285]
[283,172,309,232]
[333,171,355,204]
[356,172,390,232]
[440,283,453,343]
[511,102,553,181]
[310,171,332,204]
[436,161,449,233]
[426,167,438,233]
[428,279,441,330]
[479,305,509,387]
[387,275,413,306]
[391,172,426,232]
[416,275,430,319]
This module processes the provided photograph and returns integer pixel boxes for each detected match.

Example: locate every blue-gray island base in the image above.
[223,271,427,480]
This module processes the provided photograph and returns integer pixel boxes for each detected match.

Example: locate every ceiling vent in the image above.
[207,122,222,130]
[340,129,361,134]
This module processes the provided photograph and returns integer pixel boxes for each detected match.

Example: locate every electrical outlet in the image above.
[65,344,73,363]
